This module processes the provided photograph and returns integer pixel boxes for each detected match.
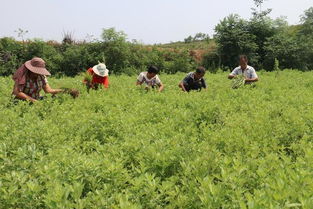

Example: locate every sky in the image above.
[0,0,312,44]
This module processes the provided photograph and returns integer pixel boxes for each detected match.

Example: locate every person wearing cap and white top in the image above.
[136,66,164,92]
[12,57,72,102]
[83,63,109,90]
[228,55,259,84]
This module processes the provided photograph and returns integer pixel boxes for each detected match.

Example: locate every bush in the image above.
[201,51,221,73]
[26,40,63,75]
[0,38,24,76]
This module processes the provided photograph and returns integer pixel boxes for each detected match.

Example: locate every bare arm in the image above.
[245,77,259,83]
[136,81,143,86]
[178,82,187,92]
[13,84,37,102]
[228,74,236,79]
[43,84,64,95]
[158,83,164,92]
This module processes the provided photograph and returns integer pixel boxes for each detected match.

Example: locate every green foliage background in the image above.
[1,71,313,208]
[213,7,313,71]
[0,29,197,77]
[1,6,313,77]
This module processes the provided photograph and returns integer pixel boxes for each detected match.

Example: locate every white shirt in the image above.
[230,65,258,79]
[137,72,162,86]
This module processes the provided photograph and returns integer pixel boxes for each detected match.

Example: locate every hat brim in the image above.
[92,65,109,77]
[25,60,51,76]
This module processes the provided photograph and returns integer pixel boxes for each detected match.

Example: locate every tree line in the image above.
[0,3,312,76]
[0,28,197,76]
[205,3,313,71]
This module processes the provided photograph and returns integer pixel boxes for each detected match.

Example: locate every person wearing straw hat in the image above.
[12,57,79,102]
[83,63,109,90]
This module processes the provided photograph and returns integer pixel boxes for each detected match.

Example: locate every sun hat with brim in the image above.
[25,57,51,76]
[92,63,109,77]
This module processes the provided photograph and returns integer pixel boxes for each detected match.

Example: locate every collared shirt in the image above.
[182,72,207,92]
[20,75,48,100]
[230,65,258,79]
[137,72,162,86]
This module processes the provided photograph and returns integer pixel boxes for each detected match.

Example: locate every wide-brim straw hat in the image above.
[25,57,51,76]
[92,63,109,77]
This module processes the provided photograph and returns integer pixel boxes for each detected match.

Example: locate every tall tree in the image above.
[247,16,275,68]
[298,7,313,70]
[214,14,258,69]
[299,7,313,36]
[251,0,272,18]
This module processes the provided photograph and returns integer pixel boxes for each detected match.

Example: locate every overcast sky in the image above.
[0,0,312,44]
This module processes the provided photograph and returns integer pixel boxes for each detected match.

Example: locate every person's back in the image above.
[83,63,109,91]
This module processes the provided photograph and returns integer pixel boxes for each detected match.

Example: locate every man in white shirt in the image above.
[136,66,164,92]
[228,55,259,84]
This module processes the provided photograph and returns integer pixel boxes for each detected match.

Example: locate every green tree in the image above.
[101,28,127,43]
[0,37,24,76]
[251,0,272,18]
[248,0,276,68]
[264,32,302,70]
[247,16,276,68]
[299,7,313,36]
[184,36,193,43]
[298,7,313,70]
[101,28,131,74]
[214,14,258,69]
[194,33,210,42]
[26,39,63,75]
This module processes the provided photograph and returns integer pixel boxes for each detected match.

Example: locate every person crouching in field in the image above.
[179,67,207,92]
[12,57,78,102]
[228,55,259,84]
[83,63,109,91]
[136,66,164,92]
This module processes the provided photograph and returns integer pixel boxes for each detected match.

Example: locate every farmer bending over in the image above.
[179,67,207,92]
[228,55,259,84]
[83,63,109,91]
[136,66,164,92]
[12,57,78,102]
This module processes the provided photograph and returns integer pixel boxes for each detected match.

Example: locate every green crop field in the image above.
[1,70,313,208]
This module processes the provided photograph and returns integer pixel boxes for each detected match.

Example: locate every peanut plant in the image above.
[0,70,313,208]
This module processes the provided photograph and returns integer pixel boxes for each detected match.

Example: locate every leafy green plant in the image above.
[231,74,245,89]
[274,58,280,77]
[1,71,313,208]
[84,72,93,83]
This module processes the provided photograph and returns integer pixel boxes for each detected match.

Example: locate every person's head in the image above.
[194,66,206,80]
[27,71,40,80]
[239,55,248,68]
[25,57,51,80]
[147,65,159,79]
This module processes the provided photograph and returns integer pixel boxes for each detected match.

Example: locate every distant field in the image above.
[1,71,313,208]
[153,40,217,63]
